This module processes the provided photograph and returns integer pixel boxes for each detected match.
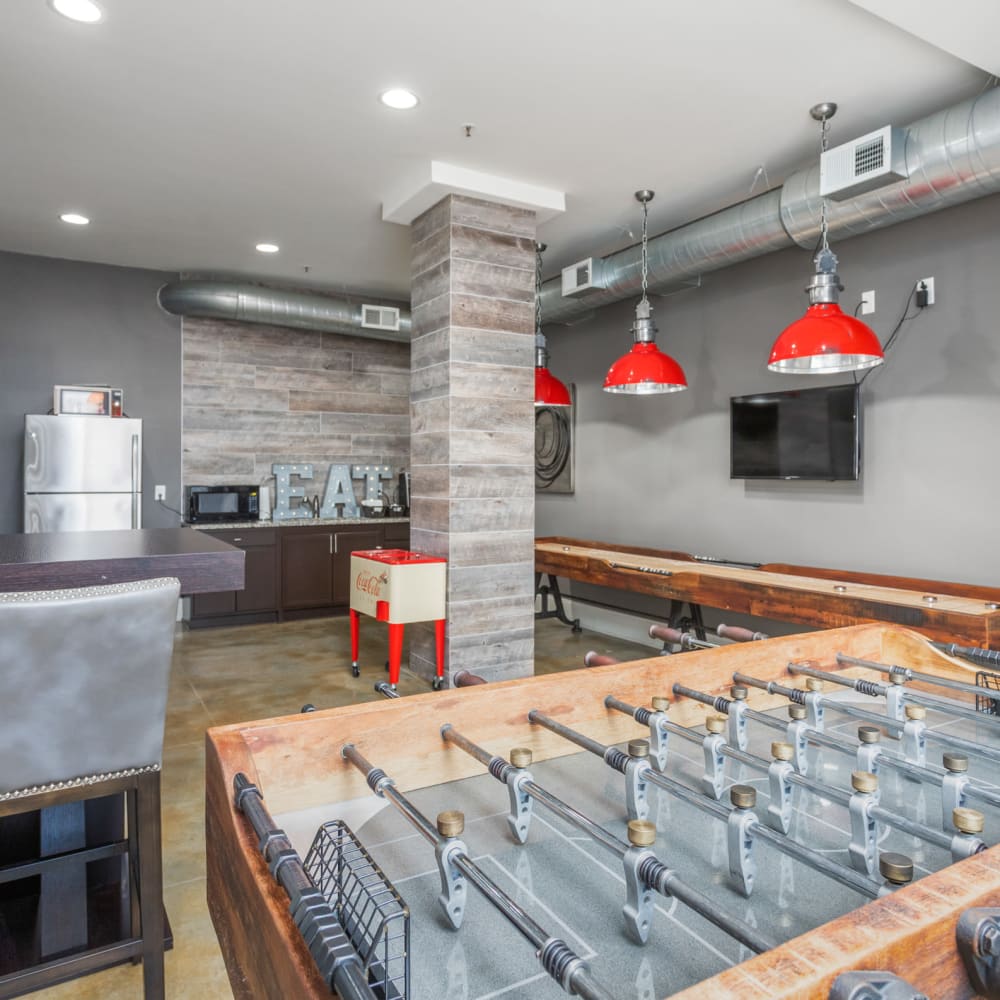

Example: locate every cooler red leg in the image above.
[434,618,446,685]
[350,609,360,677]
[387,622,404,687]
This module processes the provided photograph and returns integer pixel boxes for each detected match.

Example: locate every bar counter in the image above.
[0,526,244,595]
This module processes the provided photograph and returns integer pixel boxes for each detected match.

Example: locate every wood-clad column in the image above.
[409,196,536,685]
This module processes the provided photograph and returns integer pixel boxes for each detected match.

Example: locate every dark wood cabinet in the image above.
[190,529,278,624]
[332,528,381,607]
[384,522,410,548]
[279,529,334,610]
[189,521,409,628]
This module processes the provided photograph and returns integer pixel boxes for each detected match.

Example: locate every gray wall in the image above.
[0,251,181,534]
[538,192,1000,592]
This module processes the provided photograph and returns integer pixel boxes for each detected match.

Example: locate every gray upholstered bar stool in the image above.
[0,577,180,999]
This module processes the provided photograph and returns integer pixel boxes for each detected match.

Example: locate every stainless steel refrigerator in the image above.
[23,414,142,532]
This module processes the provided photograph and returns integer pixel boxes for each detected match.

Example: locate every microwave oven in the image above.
[186,485,259,523]
[53,384,124,417]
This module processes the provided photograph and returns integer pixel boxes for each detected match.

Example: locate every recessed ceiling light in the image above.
[256,243,279,253]
[379,89,419,110]
[60,212,90,225]
[49,0,104,24]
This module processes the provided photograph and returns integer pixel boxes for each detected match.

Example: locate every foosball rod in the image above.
[606,694,850,805]
[785,663,1000,765]
[930,641,1000,672]
[233,774,378,1000]
[601,697,893,899]
[649,624,770,652]
[837,651,1000,705]
[375,682,400,699]
[340,744,615,1000]
[733,671,946,778]
[734,671,1000,819]
[794,660,1000,729]
[440,724,772,945]
[516,713,777,950]
[669,681,787,750]
[662,685,987,861]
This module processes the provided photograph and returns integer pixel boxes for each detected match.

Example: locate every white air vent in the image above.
[561,257,605,297]
[361,304,401,332]
[820,125,908,201]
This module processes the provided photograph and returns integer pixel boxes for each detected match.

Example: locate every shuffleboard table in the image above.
[536,536,1000,648]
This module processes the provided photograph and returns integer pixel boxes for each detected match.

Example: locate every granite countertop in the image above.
[191,517,410,530]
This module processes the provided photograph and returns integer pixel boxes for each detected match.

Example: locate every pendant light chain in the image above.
[535,242,544,333]
[818,113,831,255]
[640,199,650,304]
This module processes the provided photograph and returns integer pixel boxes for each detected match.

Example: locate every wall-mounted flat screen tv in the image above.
[730,383,860,481]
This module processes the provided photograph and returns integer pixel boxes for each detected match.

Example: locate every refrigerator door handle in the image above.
[26,430,39,473]
[131,434,139,529]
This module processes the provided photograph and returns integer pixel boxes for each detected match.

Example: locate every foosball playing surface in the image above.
[273,691,1000,999]
[205,624,1000,1000]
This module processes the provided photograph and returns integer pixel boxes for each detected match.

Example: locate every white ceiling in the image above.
[0,0,991,299]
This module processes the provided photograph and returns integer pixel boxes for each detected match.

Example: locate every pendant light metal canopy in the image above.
[603,191,687,394]
[768,104,885,374]
[533,242,572,407]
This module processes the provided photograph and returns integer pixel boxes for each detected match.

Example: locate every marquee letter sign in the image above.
[353,464,393,503]
[320,464,360,518]
[272,463,314,520]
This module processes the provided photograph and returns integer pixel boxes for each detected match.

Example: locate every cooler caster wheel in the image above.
[351,663,360,678]
[301,703,316,713]
[432,677,444,691]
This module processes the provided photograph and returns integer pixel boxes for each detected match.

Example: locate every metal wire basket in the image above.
[976,670,1000,717]
[304,820,410,1000]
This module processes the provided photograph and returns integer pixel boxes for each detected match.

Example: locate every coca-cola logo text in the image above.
[355,570,388,596]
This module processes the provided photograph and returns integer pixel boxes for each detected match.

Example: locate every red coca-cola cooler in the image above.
[349,549,447,690]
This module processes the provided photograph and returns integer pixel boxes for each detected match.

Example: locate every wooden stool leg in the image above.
[136,771,165,1000]
[387,623,404,688]
[349,609,360,678]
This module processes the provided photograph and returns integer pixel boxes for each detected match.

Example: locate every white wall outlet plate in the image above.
[154,484,166,501]
[917,276,935,305]
[860,290,876,315]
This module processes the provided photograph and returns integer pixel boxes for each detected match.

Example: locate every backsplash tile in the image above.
[182,316,410,505]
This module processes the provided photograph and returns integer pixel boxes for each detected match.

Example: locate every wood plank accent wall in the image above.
[409,195,537,684]
[181,315,410,495]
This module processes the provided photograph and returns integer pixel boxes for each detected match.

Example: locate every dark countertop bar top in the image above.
[0,527,245,596]
[192,517,410,530]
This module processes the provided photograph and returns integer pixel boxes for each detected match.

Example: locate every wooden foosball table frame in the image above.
[205,624,1000,999]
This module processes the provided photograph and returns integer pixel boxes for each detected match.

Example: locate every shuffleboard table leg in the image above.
[534,572,581,632]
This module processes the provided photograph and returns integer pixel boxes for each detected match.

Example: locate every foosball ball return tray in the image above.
[206,623,1000,999]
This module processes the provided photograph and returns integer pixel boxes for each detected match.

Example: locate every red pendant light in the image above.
[535,350,572,406]
[533,242,572,407]
[768,103,884,375]
[604,190,687,394]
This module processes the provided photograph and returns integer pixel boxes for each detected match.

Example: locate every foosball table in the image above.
[205,624,1000,999]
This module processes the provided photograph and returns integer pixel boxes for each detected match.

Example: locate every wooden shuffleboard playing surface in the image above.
[536,537,1000,647]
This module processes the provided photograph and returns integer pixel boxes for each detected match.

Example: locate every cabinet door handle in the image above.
[331,534,335,555]
[232,537,243,542]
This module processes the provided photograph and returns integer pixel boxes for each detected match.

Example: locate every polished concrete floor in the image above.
[36,616,654,999]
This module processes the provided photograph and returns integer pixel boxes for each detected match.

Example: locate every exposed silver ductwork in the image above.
[540,87,1000,325]
[158,279,411,342]
[159,89,1000,338]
